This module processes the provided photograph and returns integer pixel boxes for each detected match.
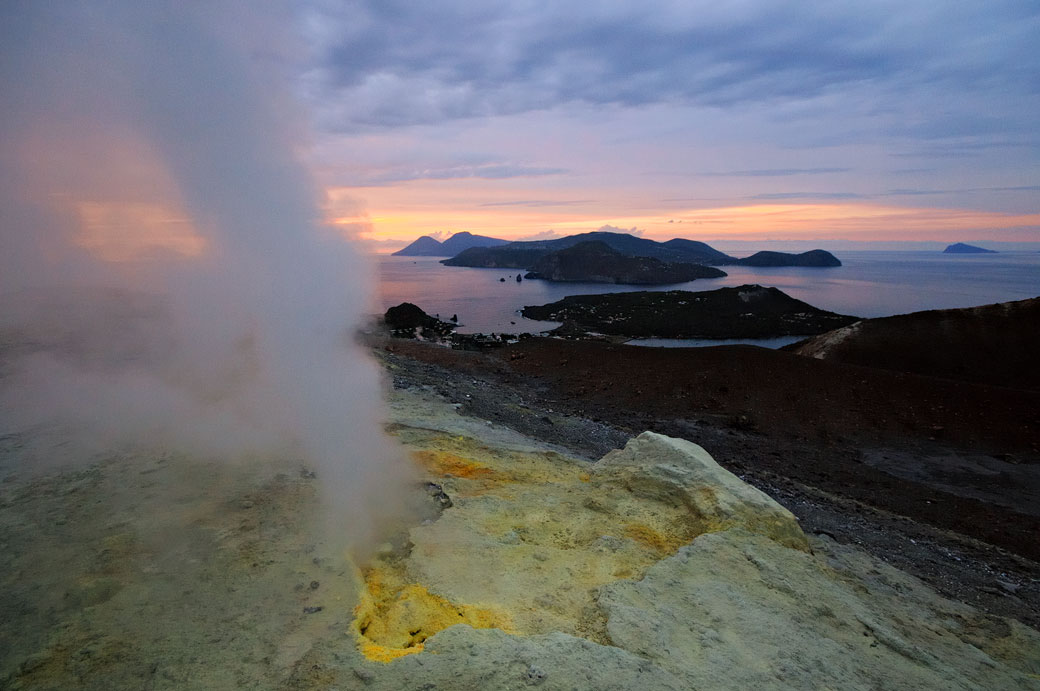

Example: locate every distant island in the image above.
[392,231,508,257]
[732,249,841,267]
[943,242,997,254]
[440,231,841,278]
[523,241,726,284]
[521,284,858,339]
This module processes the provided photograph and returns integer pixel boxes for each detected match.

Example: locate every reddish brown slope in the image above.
[791,297,1040,391]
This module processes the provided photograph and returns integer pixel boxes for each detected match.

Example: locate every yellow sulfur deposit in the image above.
[351,427,812,663]
[623,522,696,555]
[411,449,501,481]
[353,563,512,662]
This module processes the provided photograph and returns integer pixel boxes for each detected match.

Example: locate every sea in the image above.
[374,251,1040,347]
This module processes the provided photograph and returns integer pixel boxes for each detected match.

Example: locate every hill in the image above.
[944,242,997,254]
[523,241,726,284]
[733,249,841,267]
[442,231,840,269]
[443,231,735,267]
[789,296,1040,390]
[393,231,507,256]
[391,235,445,256]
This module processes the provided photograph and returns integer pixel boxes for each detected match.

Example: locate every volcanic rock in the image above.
[347,392,1040,690]
[595,432,808,550]
[383,302,455,338]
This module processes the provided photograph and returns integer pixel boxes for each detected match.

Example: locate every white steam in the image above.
[0,2,409,544]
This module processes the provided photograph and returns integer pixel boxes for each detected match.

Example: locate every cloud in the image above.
[301,0,1040,142]
[882,185,1040,197]
[598,224,645,237]
[478,199,593,208]
[701,168,851,177]
[342,163,566,186]
[747,192,865,200]
[515,229,563,241]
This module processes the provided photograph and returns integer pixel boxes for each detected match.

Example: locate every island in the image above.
[523,241,726,284]
[393,231,507,257]
[441,231,841,273]
[732,249,841,267]
[943,242,997,254]
[521,284,858,339]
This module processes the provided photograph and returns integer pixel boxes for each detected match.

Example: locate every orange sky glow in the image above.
[327,183,1040,251]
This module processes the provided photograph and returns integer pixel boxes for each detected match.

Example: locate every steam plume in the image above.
[0,2,408,544]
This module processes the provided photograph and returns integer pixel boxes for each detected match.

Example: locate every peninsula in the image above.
[521,284,858,338]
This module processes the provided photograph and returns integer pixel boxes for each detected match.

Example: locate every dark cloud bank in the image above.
[303,0,1040,144]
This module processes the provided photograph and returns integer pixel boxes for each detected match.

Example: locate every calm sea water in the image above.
[374,252,1040,342]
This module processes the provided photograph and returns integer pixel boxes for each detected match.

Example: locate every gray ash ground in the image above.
[374,336,1040,632]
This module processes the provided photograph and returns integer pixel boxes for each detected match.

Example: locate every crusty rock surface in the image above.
[596,432,809,550]
[362,627,688,691]
[349,399,1040,690]
[4,381,1039,690]
[600,529,1040,690]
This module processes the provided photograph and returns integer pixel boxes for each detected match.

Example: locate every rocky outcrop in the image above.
[346,408,1040,690]
[383,302,455,338]
[521,284,859,339]
[598,529,1040,689]
[524,241,725,284]
[944,242,997,254]
[596,432,808,550]
[790,296,1040,390]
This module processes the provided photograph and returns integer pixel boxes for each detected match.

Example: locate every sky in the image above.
[296,0,1040,251]
[3,1,1039,257]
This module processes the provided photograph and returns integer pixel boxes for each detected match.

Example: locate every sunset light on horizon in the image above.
[297,1,1038,255]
